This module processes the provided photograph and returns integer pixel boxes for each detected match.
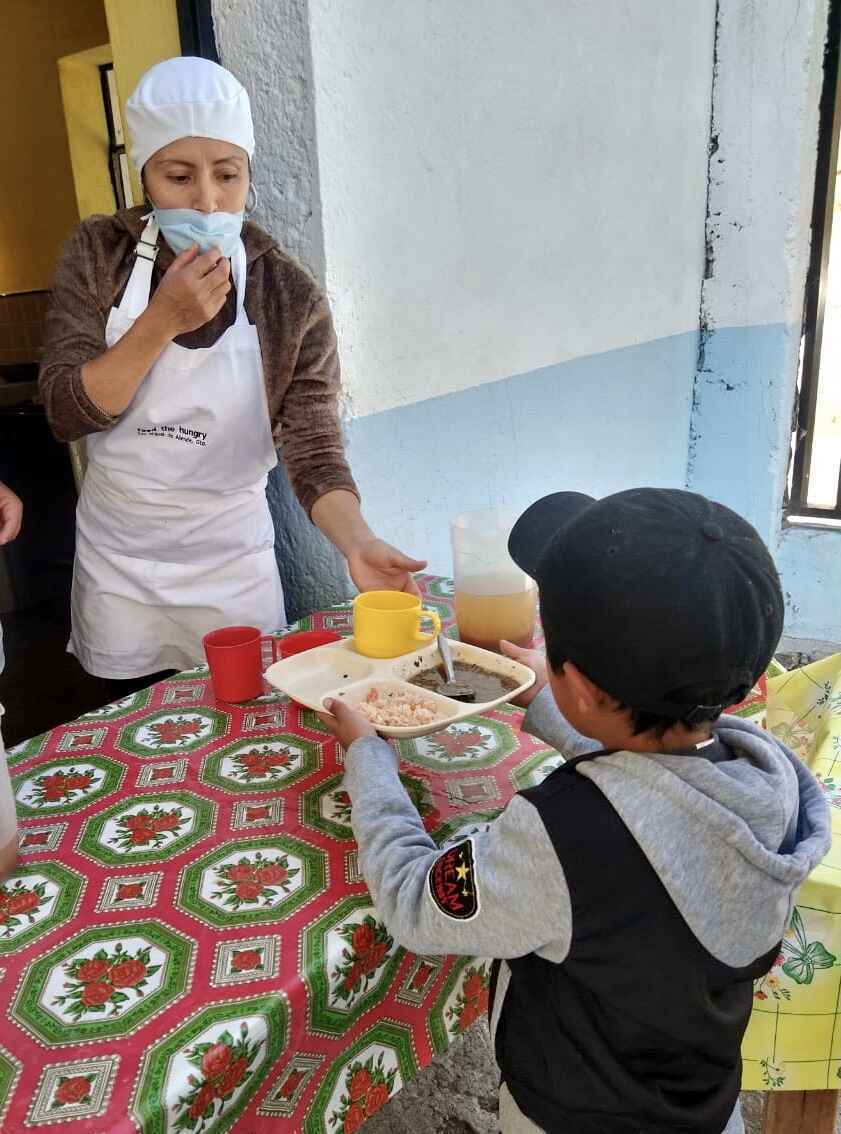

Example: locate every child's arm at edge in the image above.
[322,699,572,959]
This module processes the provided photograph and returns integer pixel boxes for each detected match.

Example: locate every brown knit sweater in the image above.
[38,206,358,516]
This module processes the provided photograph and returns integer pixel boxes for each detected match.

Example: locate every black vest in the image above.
[494,750,778,1134]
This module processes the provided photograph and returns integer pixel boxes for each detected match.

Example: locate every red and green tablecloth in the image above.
[0,576,557,1132]
[0,575,831,1132]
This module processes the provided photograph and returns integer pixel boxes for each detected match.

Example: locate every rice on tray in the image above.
[356,686,443,727]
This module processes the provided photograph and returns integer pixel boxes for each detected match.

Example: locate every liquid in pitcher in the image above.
[454,575,537,653]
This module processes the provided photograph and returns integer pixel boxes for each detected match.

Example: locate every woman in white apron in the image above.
[39,58,424,683]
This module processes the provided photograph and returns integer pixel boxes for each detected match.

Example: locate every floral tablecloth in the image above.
[0,576,553,1132]
[741,652,841,1093]
[0,576,835,1132]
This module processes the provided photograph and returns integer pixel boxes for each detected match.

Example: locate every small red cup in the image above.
[280,630,343,657]
[203,626,281,702]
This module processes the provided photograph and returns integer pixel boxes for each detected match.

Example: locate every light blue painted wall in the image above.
[687,323,841,643]
[270,322,839,641]
[345,331,698,574]
[687,325,796,549]
[777,527,841,641]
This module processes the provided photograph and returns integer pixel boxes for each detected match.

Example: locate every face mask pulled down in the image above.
[153,208,244,258]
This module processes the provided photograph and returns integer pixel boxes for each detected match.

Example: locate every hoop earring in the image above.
[245,184,258,215]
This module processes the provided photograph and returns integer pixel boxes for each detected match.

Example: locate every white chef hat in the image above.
[126,56,255,173]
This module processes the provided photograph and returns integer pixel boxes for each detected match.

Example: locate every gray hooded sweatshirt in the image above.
[344,686,829,972]
[343,687,830,1134]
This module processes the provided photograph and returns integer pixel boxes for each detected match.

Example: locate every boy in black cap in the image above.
[321,488,830,1134]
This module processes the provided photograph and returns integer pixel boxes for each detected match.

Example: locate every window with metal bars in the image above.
[789,0,841,523]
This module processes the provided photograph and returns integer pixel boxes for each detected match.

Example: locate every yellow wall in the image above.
[0,0,110,294]
[58,45,116,222]
[103,0,181,204]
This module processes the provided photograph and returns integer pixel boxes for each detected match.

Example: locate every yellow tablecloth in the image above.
[741,654,841,1091]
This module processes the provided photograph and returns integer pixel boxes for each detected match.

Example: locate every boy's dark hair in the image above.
[542,639,723,738]
[509,488,784,729]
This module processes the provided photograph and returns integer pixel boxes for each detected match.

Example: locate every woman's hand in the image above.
[310,492,426,596]
[500,639,548,708]
[347,538,426,596]
[148,246,231,337]
[0,482,23,545]
[318,697,377,748]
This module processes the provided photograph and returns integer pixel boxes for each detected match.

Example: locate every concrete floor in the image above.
[363,1022,841,1134]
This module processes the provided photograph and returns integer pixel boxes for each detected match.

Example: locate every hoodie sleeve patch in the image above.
[428,839,479,920]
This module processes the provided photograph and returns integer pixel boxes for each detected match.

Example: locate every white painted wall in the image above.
[308,0,716,418]
[688,0,841,644]
[688,0,829,545]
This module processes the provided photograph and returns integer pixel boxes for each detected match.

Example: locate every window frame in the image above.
[788,0,841,521]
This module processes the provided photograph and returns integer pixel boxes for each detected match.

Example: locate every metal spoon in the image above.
[437,633,476,702]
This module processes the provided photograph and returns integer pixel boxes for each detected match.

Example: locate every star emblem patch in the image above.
[428,839,479,921]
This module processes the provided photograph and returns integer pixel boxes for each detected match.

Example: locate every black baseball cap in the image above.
[508,487,784,718]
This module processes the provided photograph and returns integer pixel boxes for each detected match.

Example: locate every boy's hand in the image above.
[500,640,548,708]
[318,697,377,748]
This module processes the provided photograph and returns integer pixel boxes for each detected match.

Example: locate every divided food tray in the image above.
[264,638,536,739]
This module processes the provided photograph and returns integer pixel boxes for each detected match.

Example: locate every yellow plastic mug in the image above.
[353,591,442,658]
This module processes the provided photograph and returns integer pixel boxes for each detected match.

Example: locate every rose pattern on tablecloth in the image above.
[302,1022,416,1134]
[137,759,189,788]
[133,997,286,1134]
[177,836,326,930]
[52,940,163,1022]
[97,873,163,914]
[328,1050,396,1132]
[211,936,281,988]
[13,923,194,1045]
[304,898,405,1036]
[202,736,322,793]
[0,863,84,955]
[428,956,494,1056]
[25,1055,119,1125]
[13,755,125,817]
[257,1054,324,1117]
[118,709,229,757]
[0,578,807,1129]
[77,793,215,867]
[445,963,491,1036]
[398,718,517,771]
[395,956,444,1008]
[18,824,67,855]
[172,1021,264,1131]
[211,851,300,911]
[331,916,394,1006]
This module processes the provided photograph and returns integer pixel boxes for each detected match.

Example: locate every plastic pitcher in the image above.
[450,508,537,652]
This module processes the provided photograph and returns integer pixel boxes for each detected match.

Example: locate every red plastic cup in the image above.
[280,630,343,657]
[203,626,281,702]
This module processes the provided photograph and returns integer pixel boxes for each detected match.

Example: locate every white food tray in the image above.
[263,638,535,739]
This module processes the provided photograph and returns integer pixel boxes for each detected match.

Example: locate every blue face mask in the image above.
[153,208,244,258]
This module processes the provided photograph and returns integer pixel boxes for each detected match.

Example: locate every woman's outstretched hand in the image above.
[347,538,426,596]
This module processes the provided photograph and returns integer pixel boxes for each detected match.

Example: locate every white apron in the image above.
[70,216,285,678]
